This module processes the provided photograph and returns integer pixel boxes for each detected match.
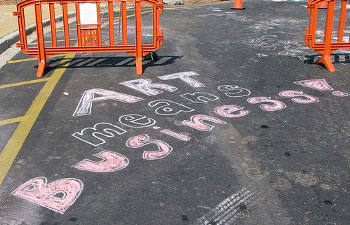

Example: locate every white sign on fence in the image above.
[79,3,98,25]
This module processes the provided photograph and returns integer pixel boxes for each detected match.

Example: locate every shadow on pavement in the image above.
[39,55,183,76]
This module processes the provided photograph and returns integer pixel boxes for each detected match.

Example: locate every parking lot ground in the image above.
[0,1,349,224]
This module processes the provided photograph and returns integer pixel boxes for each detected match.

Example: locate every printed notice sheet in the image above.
[79,3,98,25]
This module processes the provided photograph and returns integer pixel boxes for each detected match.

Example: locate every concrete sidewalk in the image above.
[0,4,75,54]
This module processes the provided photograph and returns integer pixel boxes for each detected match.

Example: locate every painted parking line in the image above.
[7,55,67,64]
[0,78,49,89]
[0,53,76,185]
[0,116,27,126]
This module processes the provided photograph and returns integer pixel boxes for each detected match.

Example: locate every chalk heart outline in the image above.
[12,177,84,214]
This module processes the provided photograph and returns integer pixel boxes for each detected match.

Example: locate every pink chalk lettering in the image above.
[72,122,127,146]
[119,114,157,128]
[247,97,287,111]
[160,129,191,141]
[218,85,251,98]
[158,71,205,88]
[182,115,227,131]
[126,135,173,160]
[72,151,129,172]
[279,90,319,104]
[73,89,143,117]
[12,177,83,214]
[332,91,348,97]
[120,79,177,96]
[180,92,219,104]
[148,100,194,115]
[214,105,249,118]
[294,79,334,91]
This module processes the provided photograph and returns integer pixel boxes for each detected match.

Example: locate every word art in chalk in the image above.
[13,72,348,214]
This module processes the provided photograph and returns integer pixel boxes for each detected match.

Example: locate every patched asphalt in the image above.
[0,0,350,224]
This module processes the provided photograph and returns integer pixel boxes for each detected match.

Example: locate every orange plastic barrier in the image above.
[305,0,349,72]
[231,0,245,10]
[13,0,164,77]
[319,0,328,8]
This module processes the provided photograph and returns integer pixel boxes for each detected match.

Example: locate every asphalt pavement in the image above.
[0,0,349,224]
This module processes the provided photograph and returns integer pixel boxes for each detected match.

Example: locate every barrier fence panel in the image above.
[13,0,164,77]
[305,0,350,72]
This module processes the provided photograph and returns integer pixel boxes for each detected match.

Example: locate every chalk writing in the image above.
[126,135,173,160]
[182,115,227,131]
[72,122,126,146]
[332,91,348,97]
[120,79,177,96]
[218,85,251,98]
[15,71,348,215]
[214,105,249,118]
[119,114,157,128]
[247,35,278,51]
[158,71,205,88]
[73,89,143,117]
[180,92,219,103]
[148,99,194,115]
[72,151,129,172]
[279,90,319,104]
[257,53,269,57]
[247,97,287,111]
[12,177,83,214]
[160,129,191,142]
[294,79,334,91]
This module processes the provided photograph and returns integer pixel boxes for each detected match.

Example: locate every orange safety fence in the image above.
[13,0,164,77]
[305,0,350,72]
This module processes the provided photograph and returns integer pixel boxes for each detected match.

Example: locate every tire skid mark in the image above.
[198,185,262,225]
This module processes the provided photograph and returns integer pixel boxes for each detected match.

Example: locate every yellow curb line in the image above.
[0,53,75,185]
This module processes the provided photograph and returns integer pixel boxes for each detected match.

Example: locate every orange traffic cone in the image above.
[231,0,245,10]
[318,1,327,9]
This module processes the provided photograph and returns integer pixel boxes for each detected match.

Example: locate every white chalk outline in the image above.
[217,85,251,98]
[279,90,319,104]
[160,129,191,142]
[118,114,157,128]
[148,99,194,116]
[214,105,250,118]
[120,79,178,96]
[294,79,334,91]
[182,114,227,132]
[158,71,205,88]
[247,97,287,112]
[180,92,219,104]
[50,191,67,200]
[72,122,127,147]
[12,177,84,214]
[72,150,129,172]
[126,134,173,160]
[72,88,144,117]
[332,91,349,97]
